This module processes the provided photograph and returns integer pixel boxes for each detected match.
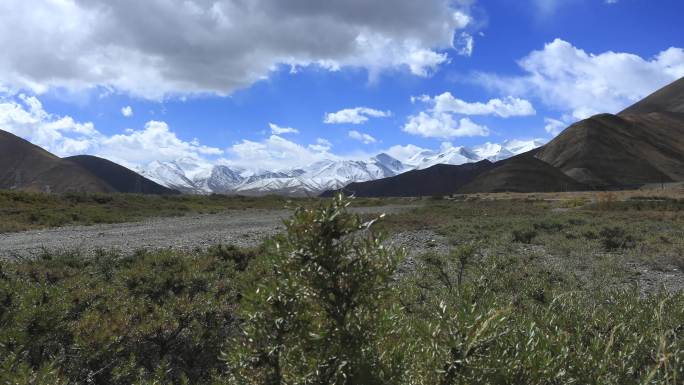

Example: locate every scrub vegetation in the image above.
[0,190,408,234]
[1,192,683,384]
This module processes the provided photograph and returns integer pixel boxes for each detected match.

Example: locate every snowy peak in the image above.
[413,146,479,170]
[139,139,545,196]
[372,153,406,174]
[138,161,200,193]
[503,139,546,155]
[472,143,514,162]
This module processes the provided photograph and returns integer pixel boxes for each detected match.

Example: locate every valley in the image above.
[2,1,683,383]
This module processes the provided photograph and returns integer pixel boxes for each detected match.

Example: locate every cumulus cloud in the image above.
[403,112,489,139]
[454,32,475,57]
[225,135,335,170]
[269,123,299,135]
[476,39,684,120]
[308,138,332,153]
[348,130,377,144]
[543,116,572,136]
[95,121,222,167]
[0,0,474,99]
[415,92,536,117]
[384,144,431,163]
[0,94,221,168]
[403,91,533,139]
[324,107,391,124]
[121,106,133,117]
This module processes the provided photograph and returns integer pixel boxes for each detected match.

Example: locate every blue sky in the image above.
[1,0,683,170]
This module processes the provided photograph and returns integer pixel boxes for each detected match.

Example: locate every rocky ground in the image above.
[0,205,415,260]
[2,203,681,295]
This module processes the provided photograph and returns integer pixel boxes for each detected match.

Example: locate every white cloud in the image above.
[417,92,536,117]
[403,112,489,139]
[403,91,532,139]
[384,144,431,163]
[348,130,377,144]
[121,106,133,117]
[543,117,572,136]
[269,123,299,135]
[454,32,474,57]
[324,107,391,124]
[96,121,222,167]
[0,0,474,99]
[225,135,335,170]
[0,94,221,169]
[476,39,684,119]
[308,138,332,153]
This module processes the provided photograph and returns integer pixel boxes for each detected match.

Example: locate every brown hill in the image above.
[621,77,684,115]
[536,77,684,188]
[321,160,495,197]
[459,153,586,194]
[65,155,179,195]
[0,130,114,193]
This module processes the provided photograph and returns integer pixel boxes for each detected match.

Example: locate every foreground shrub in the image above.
[512,227,537,244]
[228,194,402,384]
[600,226,637,251]
[0,249,242,384]
[1,197,683,384]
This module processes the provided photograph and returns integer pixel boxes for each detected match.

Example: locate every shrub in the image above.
[512,227,537,244]
[0,249,242,385]
[599,226,637,251]
[228,194,402,384]
[533,219,566,232]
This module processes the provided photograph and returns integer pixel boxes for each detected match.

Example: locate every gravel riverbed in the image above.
[0,205,420,259]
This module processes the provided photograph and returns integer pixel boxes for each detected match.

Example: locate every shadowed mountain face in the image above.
[321,160,495,197]
[65,155,180,195]
[0,130,114,193]
[536,77,684,188]
[327,77,684,196]
[1,129,178,195]
[458,153,586,194]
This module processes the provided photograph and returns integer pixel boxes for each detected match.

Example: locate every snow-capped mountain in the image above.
[471,143,515,162]
[228,153,412,196]
[503,139,547,155]
[409,146,480,170]
[138,160,203,193]
[138,139,544,196]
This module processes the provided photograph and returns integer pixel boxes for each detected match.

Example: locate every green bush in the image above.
[600,226,637,251]
[227,194,402,384]
[512,227,537,244]
[0,249,241,385]
[1,196,683,384]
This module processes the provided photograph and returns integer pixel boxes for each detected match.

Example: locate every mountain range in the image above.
[135,140,543,196]
[2,76,683,197]
[0,130,177,195]
[326,76,684,196]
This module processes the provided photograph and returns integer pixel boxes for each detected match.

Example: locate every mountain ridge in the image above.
[138,139,541,196]
[0,130,115,194]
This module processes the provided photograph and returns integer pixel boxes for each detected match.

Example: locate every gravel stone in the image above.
[0,205,414,260]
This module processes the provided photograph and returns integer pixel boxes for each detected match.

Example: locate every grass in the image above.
[0,190,412,234]
[1,192,683,383]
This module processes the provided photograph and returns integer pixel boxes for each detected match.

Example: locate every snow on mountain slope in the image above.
[139,140,545,195]
[412,146,480,169]
[472,143,515,162]
[503,139,546,155]
[205,165,247,193]
[233,153,411,196]
[138,161,202,193]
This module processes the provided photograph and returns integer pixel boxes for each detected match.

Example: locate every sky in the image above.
[1,0,683,171]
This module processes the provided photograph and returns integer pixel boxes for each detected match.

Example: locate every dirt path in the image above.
[0,205,414,260]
